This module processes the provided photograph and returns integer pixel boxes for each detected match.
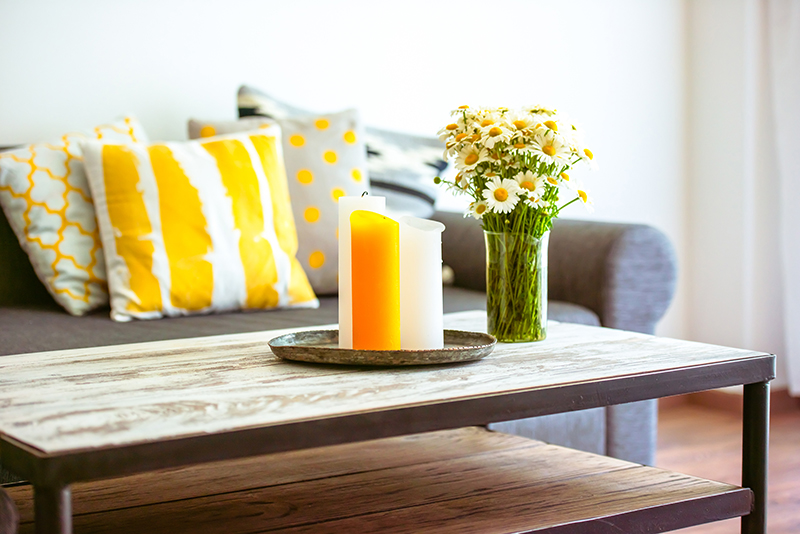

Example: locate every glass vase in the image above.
[484,230,549,342]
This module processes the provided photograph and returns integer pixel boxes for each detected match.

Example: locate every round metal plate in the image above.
[268,329,496,366]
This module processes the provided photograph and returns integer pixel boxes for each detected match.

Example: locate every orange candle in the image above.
[350,210,400,350]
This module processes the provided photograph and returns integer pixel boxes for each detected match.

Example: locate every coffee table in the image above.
[0,310,774,534]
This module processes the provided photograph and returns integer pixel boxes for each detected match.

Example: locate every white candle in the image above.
[338,195,385,349]
[399,216,446,349]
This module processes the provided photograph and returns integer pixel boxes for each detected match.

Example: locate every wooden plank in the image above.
[0,311,769,456]
[8,428,534,521]
[8,429,751,534]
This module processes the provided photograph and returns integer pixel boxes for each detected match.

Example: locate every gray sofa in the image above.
[0,209,677,487]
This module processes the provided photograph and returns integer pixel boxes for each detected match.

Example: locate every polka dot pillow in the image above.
[188,112,368,295]
[0,117,148,315]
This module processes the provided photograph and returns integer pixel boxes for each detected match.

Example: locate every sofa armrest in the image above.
[431,211,677,335]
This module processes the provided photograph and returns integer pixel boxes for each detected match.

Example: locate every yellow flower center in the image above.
[547,176,558,185]
[458,105,470,109]
[578,190,588,202]
[446,123,458,130]
[486,172,497,177]
[560,172,570,181]
[488,126,503,137]
[475,203,487,215]
[520,180,535,191]
[464,153,479,165]
[481,119,494,127]
[584,148,594,160]
[471,134,481,142]
[544,120,558,131]
[455,133,468,142]
[542,145,556,156]
[493,188,509,202]
[513,142,526,149]
[491,153,501,160]
[513,120,527,130]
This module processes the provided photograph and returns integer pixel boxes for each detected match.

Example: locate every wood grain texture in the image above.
[7,428,751,534]
[0,310,768,455]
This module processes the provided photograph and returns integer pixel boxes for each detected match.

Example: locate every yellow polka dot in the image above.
[289,134,305,147]
[304,206,320,223]
[297,169,313,184]
[309,251,325,269]
[343,130,357,144]
[336,227,339,239]
[258,123,272,130]
[323,150,338,164]
[351,168,363,182]
[331,188,346,202]
[315,118,330,130]
[199,125,216,138]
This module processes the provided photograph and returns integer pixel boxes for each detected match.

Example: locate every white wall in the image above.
[685,0,788,387]
[0,0,687,336]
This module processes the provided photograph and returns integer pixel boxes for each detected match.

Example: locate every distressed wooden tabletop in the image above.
[0,310,767,456]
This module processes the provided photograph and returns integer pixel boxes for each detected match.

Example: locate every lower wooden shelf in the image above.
[6,427,751,534]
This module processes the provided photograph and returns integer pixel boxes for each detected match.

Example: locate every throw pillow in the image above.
[236,85,446,218]
[0,117,148,315]
[81,130,318,322]
[188,112,368,295]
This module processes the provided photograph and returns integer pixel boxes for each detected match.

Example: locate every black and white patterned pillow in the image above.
[238,85,446,217]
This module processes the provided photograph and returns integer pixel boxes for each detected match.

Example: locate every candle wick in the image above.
[361,191,369,197]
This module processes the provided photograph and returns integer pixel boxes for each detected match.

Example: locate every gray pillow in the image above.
[237,85,446,218]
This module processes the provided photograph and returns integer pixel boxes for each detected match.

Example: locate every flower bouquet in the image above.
[436,105,595,341]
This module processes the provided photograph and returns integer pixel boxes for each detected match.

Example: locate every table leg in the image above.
[741,380,769,534]
[34,484,72,534]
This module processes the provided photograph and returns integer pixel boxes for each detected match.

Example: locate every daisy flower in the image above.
[531,130,572,166]
[514,171,546,199]
[481,123,513,149]
[577,188,595,213]
[507,111,537,133]
[437,116,468,142]
[523,195,546,209]
[483,177,521,214]
[454,144,488,173]
[467,200,489,220]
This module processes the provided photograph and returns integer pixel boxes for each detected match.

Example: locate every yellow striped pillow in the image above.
[82,130,318,322]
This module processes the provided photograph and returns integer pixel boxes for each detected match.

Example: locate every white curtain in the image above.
[767,0,800,395]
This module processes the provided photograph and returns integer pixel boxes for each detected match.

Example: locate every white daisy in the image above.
[468,200,489,220]
[481,123,513,149]
[523,195,546,209]
[483,177,521,214]
[576,188,595,213]
[531,130,572,167]
[514,171,546,199]
[475,111,504,136]
[454,145,488,173]
[507,111,536,133]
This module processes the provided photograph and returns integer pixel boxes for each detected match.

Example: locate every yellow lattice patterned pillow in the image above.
[81,129,318,322]
[0,117,148,315]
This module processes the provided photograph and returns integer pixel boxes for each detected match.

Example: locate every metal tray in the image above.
[268,329,496,366]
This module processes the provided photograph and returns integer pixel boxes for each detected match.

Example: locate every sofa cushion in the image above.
[237,85,445,219]
[0,117,149,316]
[81,130,318,322]
[0,287,599,356]
[187,113,368,296]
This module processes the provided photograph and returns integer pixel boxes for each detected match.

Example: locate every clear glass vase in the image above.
[484,230,549,342]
